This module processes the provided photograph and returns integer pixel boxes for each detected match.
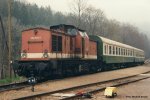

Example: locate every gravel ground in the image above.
[91,76,150,100]
[0,65,150,100]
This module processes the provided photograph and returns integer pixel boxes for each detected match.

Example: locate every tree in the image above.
[70,0,88,27]
[81,6,106,35]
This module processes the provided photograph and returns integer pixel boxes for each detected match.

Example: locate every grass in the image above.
[0,76,25,85]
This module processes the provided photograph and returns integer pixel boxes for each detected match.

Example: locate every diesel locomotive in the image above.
[13,24,145,79]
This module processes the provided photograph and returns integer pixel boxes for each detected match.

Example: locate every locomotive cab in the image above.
[21,28,51,60]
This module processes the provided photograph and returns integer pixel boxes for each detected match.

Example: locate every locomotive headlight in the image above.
[21,50,27,58]
[43,49,49,58]
[28,77,37,84]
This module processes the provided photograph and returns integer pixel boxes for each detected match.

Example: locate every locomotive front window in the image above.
[67,29,77,35]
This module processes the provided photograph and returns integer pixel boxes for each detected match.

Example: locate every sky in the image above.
[26,0,150,38]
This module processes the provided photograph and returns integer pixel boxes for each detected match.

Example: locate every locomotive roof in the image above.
[97,35,144,52]
[50,24,85,30]
[50,24,86,35]
[22,27,50,32]
[22,27,76,37]
[22,24,86,36]
[50,24,77,29]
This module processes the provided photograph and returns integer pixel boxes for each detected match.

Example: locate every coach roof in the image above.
[97,35,143,52]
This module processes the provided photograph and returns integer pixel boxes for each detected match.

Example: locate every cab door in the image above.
[82,38,85,58]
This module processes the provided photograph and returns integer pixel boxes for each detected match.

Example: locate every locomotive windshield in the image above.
[50,24,78,36]
[79,31,88,38]
[67,28,78,35]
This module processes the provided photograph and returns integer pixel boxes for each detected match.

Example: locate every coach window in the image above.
[104,44,107,54]
[113,46,115,55]
[135,51,137,57]
[128,49,129,56]
[116,47,118,55]
[121,48,123,56]
[120,48,122,55]
[120,48,121,55]
[118,48,120,55]
[109,45,112,55]
[130,50,131,56]
[124,49,125,56]
[106,45,108,54]
[128,50,129,56]
[52,35,62,52]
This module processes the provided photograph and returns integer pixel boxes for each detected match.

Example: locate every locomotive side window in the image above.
[52,35,57,51]
[58,36,62,51]
[70,38,73,51]
[52,35,62,52]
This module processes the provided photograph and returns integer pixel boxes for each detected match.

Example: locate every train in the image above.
[13,24,145,80]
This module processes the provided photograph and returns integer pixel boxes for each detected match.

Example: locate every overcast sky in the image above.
[26,0,150,38]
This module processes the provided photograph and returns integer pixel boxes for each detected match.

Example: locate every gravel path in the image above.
[92,75,150,100]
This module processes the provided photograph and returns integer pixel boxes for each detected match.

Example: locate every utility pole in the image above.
[8,0,12,78]
[0,16,9,79]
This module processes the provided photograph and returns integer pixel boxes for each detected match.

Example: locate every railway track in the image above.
[13,71,150,100]
[0,81,29,93]
[0,74,89,95]
[0,73,96,94]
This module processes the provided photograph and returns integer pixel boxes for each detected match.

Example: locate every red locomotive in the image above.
[13,25,98,79]
[13,24,144,80]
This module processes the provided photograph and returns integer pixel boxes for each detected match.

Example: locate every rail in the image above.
[13,71,150,100]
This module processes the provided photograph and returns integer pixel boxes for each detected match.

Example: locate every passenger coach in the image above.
[90,35,145,70]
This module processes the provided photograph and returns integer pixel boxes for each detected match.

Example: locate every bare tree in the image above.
[70,0,88,27]
[80,6,106,35]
